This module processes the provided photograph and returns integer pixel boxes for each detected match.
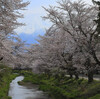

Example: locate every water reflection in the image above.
[8,76,50,99]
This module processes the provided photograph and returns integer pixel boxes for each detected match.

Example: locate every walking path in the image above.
[66,75,100,81]
[80,75,100,81]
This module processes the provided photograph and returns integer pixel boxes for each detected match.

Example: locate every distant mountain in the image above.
[19,29,45,44]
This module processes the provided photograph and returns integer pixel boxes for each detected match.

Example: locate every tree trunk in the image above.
[91,49,100,65]
[85,57,94,82]
[69,74,73,78]
[88,70,93,83]
[75,73,79,80]
[0,57,3,61]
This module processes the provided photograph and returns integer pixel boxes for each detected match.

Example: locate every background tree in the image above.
[0,0,29,67]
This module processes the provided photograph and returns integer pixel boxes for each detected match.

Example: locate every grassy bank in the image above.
[0,63,18,99]
[18,70,100,99]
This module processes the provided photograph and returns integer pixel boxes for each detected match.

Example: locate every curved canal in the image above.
[8,76,50,99]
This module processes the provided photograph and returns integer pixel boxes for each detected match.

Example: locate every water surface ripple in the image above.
[8,76,50,99]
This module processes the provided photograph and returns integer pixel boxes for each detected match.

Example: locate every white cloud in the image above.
[15,6,51,34]
[15,25,35,34]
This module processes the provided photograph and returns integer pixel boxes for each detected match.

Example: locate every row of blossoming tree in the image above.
[28,0,100,82]
[0,0,30,69]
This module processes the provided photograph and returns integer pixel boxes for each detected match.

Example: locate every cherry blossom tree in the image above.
[0,0,29,68]
[29,26,79,78]
[42,0,100,82]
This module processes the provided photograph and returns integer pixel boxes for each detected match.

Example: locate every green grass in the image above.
[16,70,100,99]
[0,63,18,99]
[89,94,100,99]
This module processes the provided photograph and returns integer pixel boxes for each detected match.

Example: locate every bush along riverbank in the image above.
[17,70,100,99]
[0,63,18,99]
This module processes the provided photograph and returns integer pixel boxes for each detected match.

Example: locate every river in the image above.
[8,76,50,99]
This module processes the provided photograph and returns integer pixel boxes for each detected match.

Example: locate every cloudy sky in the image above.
[16,0,93,44]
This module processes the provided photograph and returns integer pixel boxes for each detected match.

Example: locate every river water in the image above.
[8,76,50,99]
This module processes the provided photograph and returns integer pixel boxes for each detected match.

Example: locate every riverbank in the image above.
[18,70,100,99]
[0,64,18,99]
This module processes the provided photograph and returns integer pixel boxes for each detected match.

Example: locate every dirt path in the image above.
[66,75,100,81]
